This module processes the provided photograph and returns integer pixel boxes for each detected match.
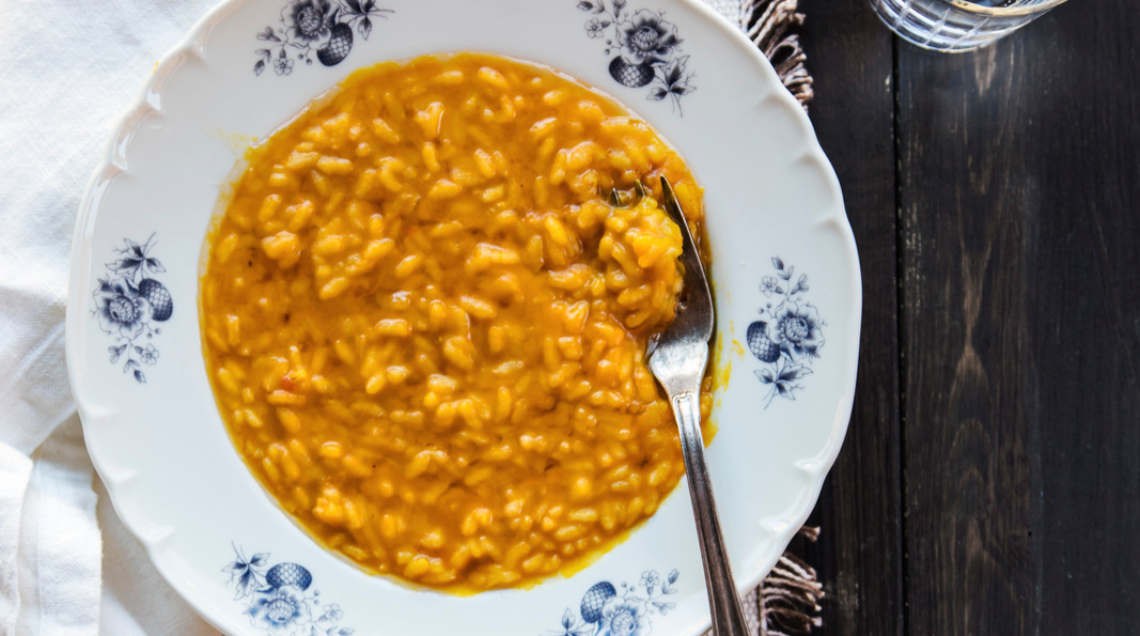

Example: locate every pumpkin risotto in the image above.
[201,53,712,591]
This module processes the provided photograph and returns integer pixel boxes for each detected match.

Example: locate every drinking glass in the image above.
[869,0,1069,52]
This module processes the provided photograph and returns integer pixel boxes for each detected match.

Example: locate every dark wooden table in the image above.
[788,1,1140,634]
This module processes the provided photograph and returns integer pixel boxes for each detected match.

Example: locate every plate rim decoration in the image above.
[66,1,861,635]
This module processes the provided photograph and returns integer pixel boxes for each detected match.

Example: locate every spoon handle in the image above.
[669,388,750,636]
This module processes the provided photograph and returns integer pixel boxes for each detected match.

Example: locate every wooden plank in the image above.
[793,2,903,635]
[896,0,1140,633]
[896,29,1040,636]
[1020,1,1140,632]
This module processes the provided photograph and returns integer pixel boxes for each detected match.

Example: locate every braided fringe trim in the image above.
[760,527,824,636]
[698,527,823,636]
[718,0,815,109]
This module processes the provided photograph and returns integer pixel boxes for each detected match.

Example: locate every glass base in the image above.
[869,0,1044,52]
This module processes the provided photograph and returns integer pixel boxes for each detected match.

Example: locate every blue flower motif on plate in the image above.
[223,544,354,636]
[253,0,394,75]
[746,257,825,407]
[546,569,679,636]
[92,234,172,385]
[576,0,695,114]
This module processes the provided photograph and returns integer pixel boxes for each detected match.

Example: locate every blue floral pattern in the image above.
[254,0,393,75]
[576,0,695,113]
[746,257,825,407]
[223,544,354,636]
[545,569,679,636]
[92,234,172,385]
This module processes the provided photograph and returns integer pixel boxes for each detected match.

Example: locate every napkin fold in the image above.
[0,2,810,635]
[0,1,222,634]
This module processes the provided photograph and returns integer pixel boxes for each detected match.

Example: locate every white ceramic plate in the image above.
[66,1,860,635]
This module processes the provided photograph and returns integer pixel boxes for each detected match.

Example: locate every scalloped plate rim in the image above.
[65,1,861,634]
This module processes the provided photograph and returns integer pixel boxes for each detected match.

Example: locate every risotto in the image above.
[201,53,712,591]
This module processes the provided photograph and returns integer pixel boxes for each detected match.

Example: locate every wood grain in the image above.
[895,0,1140,634]
[794,2,904,635]
[1021,2,1140,632]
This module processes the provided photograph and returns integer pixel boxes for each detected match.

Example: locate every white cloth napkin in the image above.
[0,1,222,634]
[0,1,749,635]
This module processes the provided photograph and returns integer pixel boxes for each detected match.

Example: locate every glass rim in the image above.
[946,0,1070,17]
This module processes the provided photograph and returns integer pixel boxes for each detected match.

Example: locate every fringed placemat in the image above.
[700,1,821,634]
[704,0,814,109]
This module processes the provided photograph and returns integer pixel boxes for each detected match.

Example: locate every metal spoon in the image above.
[647,177,749,636]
